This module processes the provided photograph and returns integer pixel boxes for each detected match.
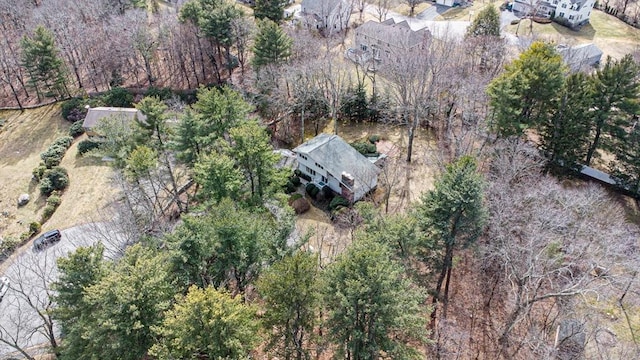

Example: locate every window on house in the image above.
[306,166,316,176]
[321,176,327,183]
[561,3,567,8]
[361,44,368,52]
[559,11,564,17]
[569,14,574,19]
[300,154,308,160]
[553,0,558,4]
[315,162,324,170]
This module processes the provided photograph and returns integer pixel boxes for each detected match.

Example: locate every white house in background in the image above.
[557,43,603,72]
[293,134,381,203]
[512,0,595,28]
[82,107,145,137]
[436,0,459,7]
[301,0,351,36]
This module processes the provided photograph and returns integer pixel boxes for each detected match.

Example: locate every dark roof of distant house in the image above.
[294,133,380,192]
[557,43,603,70]
[356,18,430,50]
[82,107,145,130]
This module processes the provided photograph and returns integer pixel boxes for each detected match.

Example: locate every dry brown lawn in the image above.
[0,105,117,243]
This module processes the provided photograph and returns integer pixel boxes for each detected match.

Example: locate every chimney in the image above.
[341,172,354,188]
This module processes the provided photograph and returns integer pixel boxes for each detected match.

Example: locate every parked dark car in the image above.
[33,229,62,251]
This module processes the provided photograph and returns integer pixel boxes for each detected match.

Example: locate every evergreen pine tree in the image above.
[254,0,289,23]
[538,72,593,171]
[611,122,640,195]
[584,55,640,165]
[466,4,500,37]
[252,19,292,68]
[21,25,69,101]
[487,41,565,138]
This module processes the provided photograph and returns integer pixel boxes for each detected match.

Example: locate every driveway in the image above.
[416,3,451,21]
[0,222,129,358]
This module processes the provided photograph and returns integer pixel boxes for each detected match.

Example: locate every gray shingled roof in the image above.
[82,107,146,130]
[294,133,380,193]
[301,0,345,16]
[356,19,430,50]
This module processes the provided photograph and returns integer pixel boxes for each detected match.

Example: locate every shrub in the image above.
[41,144,67,168]
[102,87,134,107]
[78,139,100,155]
[290,176,301,186]
[61,98,86,121]
[69,120,85,138]
[368,134,381,144]
[0,236,19,255]
[351,142,378,156]
[39,167,69,196]
[329,196,349,211]
[53,136,74,148]
[145,87,174,101]
[32,163,48,181]
[291,197,311,214]
[284,181,296,194]
[46,194,62,208]
[29,221,41,235]
[41,205,56,223]
[288,193,303,204]
[306,183,319,198]
[299,172,312,182]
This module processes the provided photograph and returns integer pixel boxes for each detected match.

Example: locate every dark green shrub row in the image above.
[0,236,19,256]
[295,169,312,182]
[61,97,88,122]
[329,196,349,211]
[306,183,319,198]
[368,134,380,144]
[39,166,69,196]
[351,142,378,156]
[42,192,63,223]
[40,136,73,168]
[69,120,85,138]
[283,175,302,194]
[78,139,100,155]
[29,221,41,236]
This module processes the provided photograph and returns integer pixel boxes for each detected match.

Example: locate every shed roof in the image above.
[82,107,145,130]
[558,43,603,70]
[294,133,380,194]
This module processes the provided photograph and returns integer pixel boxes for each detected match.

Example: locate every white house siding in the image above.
[513,0,594,26]
[296,154,342,195]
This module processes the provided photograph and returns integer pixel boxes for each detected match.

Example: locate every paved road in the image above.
[416,3,451,20]
[0,222,128,358]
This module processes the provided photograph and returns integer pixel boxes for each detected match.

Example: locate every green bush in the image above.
[39,167,69,196]
[46,194,62,208]
[41,144,67,168]
[32,162,48,181]
[284,181,296,194]
[145,87,174,101]
[102,87,134,107]
[41,205,56,223]
[61,98,88,122]
[290,176,301,186]
[78,139,100,155]
[29,221,41,235]
[69,120,85,138]
[289,193,303,203]
[299,172,312,182]
[0,236,19,255]
[368,134,381,144]
[53,136,73,148]
[306,183,319,198]
[350,142,378,156]
[329,196,349,211]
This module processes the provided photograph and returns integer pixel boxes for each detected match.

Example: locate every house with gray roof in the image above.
[293,134,380,203]
[348,18,430,70]
[301,0,351,36]
[513,0,595,29]
[557,43,602,72]
[82,107,145,137]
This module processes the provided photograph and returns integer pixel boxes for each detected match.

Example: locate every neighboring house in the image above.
[82,107,146,137]
[512,0,595,28]
[557,43,602,72]
[293,134,381,203]
[301,0,351,36]
[436,0,458,6]
[348,18,430,70]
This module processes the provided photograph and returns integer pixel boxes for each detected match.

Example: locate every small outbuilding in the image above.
[82,107,146,137]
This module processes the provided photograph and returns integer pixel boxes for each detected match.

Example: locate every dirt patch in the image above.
[0,105,117,243]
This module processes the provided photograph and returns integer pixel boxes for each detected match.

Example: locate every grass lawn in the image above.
[504,9,640,59]
[393,2,432,16]
[437,0,504,21]
[0,105,117,242]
